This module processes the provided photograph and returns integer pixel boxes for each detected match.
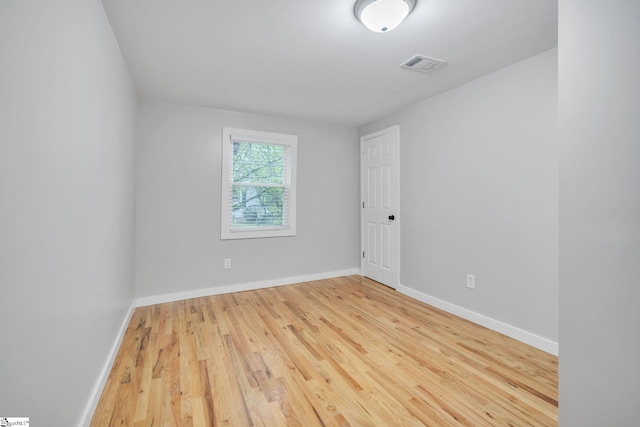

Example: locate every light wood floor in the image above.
[91,275,558,426]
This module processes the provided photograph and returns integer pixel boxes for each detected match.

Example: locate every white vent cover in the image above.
[400,55,446,73]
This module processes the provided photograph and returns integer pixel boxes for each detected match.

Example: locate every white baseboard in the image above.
[135,268,362,307]
[78,301,136,427]
[396,284,558,356]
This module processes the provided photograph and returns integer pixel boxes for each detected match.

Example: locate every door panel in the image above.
[381,164,391,209]
[367,222,377,266]
[368,167,377,209]
[381,223,391,270]
[361,126,399,288]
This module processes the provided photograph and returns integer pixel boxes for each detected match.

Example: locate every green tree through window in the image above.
[222,127,297,240]
[231,141,286,227]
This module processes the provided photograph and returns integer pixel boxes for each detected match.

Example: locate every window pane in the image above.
[222,127,297,240]
[233,142,285,184]
[230,186,286,227]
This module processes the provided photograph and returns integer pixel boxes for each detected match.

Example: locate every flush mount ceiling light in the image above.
[354,0,416,33]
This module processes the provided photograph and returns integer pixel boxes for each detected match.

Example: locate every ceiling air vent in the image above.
[400,55,446,73]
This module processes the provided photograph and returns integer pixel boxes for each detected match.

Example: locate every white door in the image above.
[361,126,399,288]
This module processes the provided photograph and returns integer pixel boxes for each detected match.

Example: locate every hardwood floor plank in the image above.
[91,275,558,426]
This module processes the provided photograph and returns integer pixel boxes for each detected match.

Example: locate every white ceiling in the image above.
[101,0,557,126]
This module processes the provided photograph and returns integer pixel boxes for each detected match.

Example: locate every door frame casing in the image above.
[360,125,400,289]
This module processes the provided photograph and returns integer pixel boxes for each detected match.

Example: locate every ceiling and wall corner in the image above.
[100,0,558,126]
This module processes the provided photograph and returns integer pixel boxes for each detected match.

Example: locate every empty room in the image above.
[1,0,639,426]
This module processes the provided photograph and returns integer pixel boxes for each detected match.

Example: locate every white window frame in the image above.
[221,127,297,240]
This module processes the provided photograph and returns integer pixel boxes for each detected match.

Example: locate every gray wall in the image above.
[360,49,559,343]
[134,101,360,298]
[559,0,640,425]
[0,0,137,424]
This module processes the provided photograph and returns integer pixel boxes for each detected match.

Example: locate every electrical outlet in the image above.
[224,258,231,269]
[466,274,475,290]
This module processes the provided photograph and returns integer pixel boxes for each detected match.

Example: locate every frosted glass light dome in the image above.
[355,0,416,33]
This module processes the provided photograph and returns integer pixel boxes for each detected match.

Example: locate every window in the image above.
[221,127,297,239]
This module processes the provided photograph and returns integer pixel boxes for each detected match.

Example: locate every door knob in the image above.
[388,215,395,221]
